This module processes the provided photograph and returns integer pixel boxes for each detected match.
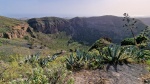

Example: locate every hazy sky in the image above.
[0,0,150,18]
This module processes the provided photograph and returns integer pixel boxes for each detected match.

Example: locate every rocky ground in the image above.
[71,64,150,84]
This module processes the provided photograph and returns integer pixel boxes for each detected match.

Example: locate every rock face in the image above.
[0,16,29,39]
[28,16,147,44]
[4,23,29,39]
[27,17,72,34]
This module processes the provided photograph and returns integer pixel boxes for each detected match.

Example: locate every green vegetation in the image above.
[121,35,149,47]
[66,44,150,72]
[0,14,150,83]
[33,32,88,51]
[101,45,127,72]
[0,27,10,33]
[123,13,139,46]
[0,16,23,33]
[0,30,87,84]
[0,16,21,28]
[66,50,102,70]
[0,53,73,84]
[121,38,135,45]
[136,35,149,44]
[3,38,149,83]
[89,37,112,51]
[122,13,150,49]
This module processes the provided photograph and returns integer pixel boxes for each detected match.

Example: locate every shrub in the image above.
[28,67,48,84]
[122,13,138,46]
[121,38,135,45]
[66,50,103,71]
[66,52,85,71]
[124,45,150,63]
[25,53,59,68]
[5,54,72,84]
[121,35,149,46]
[136,35,149,44]
[0,27,10,33]
[24,53,40,67]
[89,38,111,51]
[23,36,30,40]
[45,66,72,84]
[101,44,128,72]
[135,50,147,63]
[67,44,150,72]
[0,61,32,83]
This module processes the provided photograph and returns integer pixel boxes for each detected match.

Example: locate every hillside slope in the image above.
[0,16,29,39]
[27,17,72,34]
[0,16,87,55]
[138,17,150,26]
[28,15,147,44]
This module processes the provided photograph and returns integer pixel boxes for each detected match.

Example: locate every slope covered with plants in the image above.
[0,14,150,84]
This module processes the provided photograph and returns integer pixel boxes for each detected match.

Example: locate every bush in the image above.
[0,27,10,33]
[121,35,149,46]
[124,45,150,63]
[89,38,111,51]
[23,36,30,40]
[0,53,73,84]
[28,67,48,84]
[101,44,130,71]
[25,53,59,68]
[136,35,149,44]
[66,50,103,71]
[121,38,135,46]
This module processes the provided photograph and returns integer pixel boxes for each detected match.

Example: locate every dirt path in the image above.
[71,64,149,84]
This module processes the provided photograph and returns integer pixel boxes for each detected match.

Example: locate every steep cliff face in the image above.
[27,17,72,35]
[27,16,147,44]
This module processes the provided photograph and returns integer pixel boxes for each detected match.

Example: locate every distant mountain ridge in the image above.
[0,15,147,45]
[27,15,147,44]
[138,17,150,26]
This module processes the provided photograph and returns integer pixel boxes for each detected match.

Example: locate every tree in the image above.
[123,13,138,46]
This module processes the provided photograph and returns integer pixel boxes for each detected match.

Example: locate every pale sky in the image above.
[0,0,150,18]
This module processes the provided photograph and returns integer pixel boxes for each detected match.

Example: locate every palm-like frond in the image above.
[101,44,129,71]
